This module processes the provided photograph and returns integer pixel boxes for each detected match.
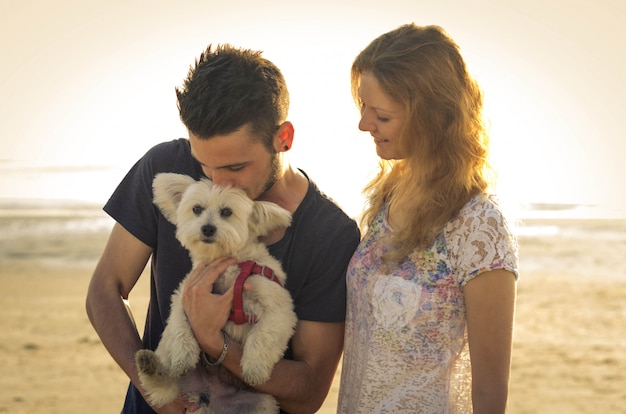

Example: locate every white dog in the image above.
[135,173,297,414]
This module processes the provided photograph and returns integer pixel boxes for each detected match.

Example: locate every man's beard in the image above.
[260,153,281,196]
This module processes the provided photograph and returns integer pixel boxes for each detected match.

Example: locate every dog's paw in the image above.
[135,349,164,377]
[238,331,289,386]
[240,357,273,386]
[135,350,180,407]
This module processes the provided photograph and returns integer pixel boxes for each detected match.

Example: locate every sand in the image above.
[1,218,626,413]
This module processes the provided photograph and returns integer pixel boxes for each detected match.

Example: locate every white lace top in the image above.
[338,195,518,413]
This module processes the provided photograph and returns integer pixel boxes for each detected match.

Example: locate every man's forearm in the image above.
[86,287,144,387]
[212,338,325,414]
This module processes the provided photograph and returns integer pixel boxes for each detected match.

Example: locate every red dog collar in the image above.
[229,260,282,324]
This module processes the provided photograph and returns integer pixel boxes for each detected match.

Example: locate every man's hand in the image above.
[181,257,237,357]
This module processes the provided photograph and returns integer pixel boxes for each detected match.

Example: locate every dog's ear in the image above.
[250,201,292,237]
[152,173,197,224]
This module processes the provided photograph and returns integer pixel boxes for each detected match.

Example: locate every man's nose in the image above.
[209,170,237,188]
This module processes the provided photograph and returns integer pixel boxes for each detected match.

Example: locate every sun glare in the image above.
[1,1,625,218]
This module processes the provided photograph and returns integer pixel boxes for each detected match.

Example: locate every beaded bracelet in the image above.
[201,331,229,366]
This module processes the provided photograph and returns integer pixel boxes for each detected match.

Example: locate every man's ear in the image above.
[275,121,294,153]
[152,173,196,224]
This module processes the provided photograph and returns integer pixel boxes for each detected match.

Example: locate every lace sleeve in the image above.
[446,195,519,287]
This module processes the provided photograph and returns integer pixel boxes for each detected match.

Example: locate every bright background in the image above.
[1,0,625,219]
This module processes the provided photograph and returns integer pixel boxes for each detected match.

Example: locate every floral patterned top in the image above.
[337,194,518,413]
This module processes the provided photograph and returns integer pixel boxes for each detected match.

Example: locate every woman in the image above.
[337,24,519,413]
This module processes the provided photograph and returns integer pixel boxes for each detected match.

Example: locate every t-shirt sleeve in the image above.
[104,148,161,247]
[449,196,519,287]
[103,139,197,248]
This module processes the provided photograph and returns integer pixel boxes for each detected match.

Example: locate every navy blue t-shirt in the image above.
[103,139,360,413]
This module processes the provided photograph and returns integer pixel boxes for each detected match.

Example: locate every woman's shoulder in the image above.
[458,193,508,220]
[445,194,519,281]
[446,193,515,237]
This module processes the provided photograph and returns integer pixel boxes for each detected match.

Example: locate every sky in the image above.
[1,0,625,219]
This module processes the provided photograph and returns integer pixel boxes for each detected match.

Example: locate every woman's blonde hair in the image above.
[352,23,494,262]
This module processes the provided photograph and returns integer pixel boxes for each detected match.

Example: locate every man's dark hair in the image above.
[176,44,289,149]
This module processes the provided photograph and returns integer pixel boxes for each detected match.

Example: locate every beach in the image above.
[1,210,625,413]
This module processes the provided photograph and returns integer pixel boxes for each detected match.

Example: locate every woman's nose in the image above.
[359,113,374,132]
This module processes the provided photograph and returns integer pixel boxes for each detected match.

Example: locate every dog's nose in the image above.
[201,224,216,238]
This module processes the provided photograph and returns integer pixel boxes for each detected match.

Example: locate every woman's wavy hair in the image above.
[352,23,495,262]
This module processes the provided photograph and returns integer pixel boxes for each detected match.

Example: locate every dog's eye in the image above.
[192,205,204,216]
[220,207,232,218]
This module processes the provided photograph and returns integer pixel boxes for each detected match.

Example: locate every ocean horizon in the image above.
[1,196,625,282]
[1,196,625,219]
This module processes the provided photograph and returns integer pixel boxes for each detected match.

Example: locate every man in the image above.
[86,44,360,414]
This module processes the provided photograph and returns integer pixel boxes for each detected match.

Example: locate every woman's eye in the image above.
[192,205,204,216]
[220,207,233,217]
[377,116,390,123]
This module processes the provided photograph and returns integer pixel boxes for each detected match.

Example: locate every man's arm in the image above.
[86,223,152,385]
[225,320,344,413]
[264,320,345,413]
[182,262,345,414]
[86,223,219,414]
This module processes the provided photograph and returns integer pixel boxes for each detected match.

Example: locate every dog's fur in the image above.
[135,173,297,414]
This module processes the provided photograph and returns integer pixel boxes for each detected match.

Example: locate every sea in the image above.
[0,199,114,268]
[0,200,113,241]
[1,199,625,281]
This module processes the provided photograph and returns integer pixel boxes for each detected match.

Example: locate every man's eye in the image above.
[228,165,245,172]
[192,205,204,216]
[220,207,233,217]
